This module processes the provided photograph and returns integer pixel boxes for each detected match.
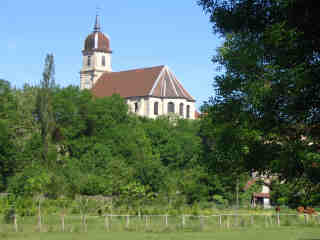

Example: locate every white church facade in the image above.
[80,15,197,119]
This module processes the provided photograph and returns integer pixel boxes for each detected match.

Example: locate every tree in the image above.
[0,80,18,191]
[35,54,56,166]
[199,0,320,187]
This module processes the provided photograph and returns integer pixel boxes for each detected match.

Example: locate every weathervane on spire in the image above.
[94,5,101,32]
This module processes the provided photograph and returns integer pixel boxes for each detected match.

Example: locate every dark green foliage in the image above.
[35,54,56,166]
[199,0,320,206]
[1,71,210,206]
[3,208,15,224]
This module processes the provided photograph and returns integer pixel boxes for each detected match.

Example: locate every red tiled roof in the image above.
[92,65,195,101]
[84,32,112,53]
[195,111,201,119]
[244,178,257,191]
[253,192,270,198]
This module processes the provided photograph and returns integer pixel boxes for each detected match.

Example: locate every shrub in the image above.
[3,208,15,224]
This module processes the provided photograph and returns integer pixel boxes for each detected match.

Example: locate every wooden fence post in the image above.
[14,214,18,232]
[145,215,148,227]
[61,214,65,232]
[81,215,87,232]
[126,215,130,228]
[264,215,268,228]
[104,215,109,232]
[182,215,185,228]
[250,215,254,225]
[200,216,204,230]
[38,214,42,232]
[165,215,168,226]
[227,215,230,228]
[219,215,222,225]
[84,215,88,232]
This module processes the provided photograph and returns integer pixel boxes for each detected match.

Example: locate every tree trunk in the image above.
[236,177,239,209]
[38,200,42,232]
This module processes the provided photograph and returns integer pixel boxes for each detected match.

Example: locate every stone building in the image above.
[80,15,196,119]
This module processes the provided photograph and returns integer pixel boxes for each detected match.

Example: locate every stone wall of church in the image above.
[81,52,112,72]
[80,51,112,90]
[126,97,196,119]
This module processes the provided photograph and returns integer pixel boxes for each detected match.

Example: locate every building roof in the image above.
[195,110,201,119]
[253,192,270,198]
[84,32,111,53]
[83,14,111,53]
[91,65,195,101]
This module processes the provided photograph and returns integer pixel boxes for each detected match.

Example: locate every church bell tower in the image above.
[80,14,112,90]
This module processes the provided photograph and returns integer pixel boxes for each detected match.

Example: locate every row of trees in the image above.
[0,55,253,209]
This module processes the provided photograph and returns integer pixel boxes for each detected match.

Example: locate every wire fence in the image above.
[1,213,319,233]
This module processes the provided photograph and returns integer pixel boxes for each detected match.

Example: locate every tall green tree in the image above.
[35,54,56,166]
[0,79,18,191]
[199,0,320,191]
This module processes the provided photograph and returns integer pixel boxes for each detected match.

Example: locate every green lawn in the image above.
[1,228,320,240]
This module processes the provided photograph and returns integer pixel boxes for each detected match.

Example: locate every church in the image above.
[80,15,197,119]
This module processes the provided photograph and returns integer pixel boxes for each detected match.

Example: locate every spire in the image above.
[93,12,101,32]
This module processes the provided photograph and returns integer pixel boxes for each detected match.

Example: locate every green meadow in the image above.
[1,227,320,240]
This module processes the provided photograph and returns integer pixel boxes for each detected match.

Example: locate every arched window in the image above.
[179,103,184,116]
[168,102,175,113]
[186,105,190,118]
[102,56,106,66]
[87,56,91,66]
[154,102,159,115]
[134,102,138,113]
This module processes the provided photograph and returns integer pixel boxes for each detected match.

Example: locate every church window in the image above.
[154,102,159,115]
[179,103,184,116]
[87,56,91,66]
[102,56,106,66]
[134,102,138,113]
[168,102,175,113]
[186,105,190,118]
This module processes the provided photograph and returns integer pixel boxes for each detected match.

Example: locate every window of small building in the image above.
[134,102,138,113]
[102,56,106,66]
[87,56,91,66]
[154,102,159,115]
[186,105,190,118]
[168,102,175,113]
[179,103,184,116]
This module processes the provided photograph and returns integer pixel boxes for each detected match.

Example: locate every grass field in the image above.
[1,213,320,239]
[1,227,320,240]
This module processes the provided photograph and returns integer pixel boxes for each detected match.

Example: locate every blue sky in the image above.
[0,0,223,108]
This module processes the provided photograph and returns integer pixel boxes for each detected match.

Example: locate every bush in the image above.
[3,208,15,224]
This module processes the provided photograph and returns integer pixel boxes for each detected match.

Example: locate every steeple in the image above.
[80,11,112,90]
[94,13,101,32]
